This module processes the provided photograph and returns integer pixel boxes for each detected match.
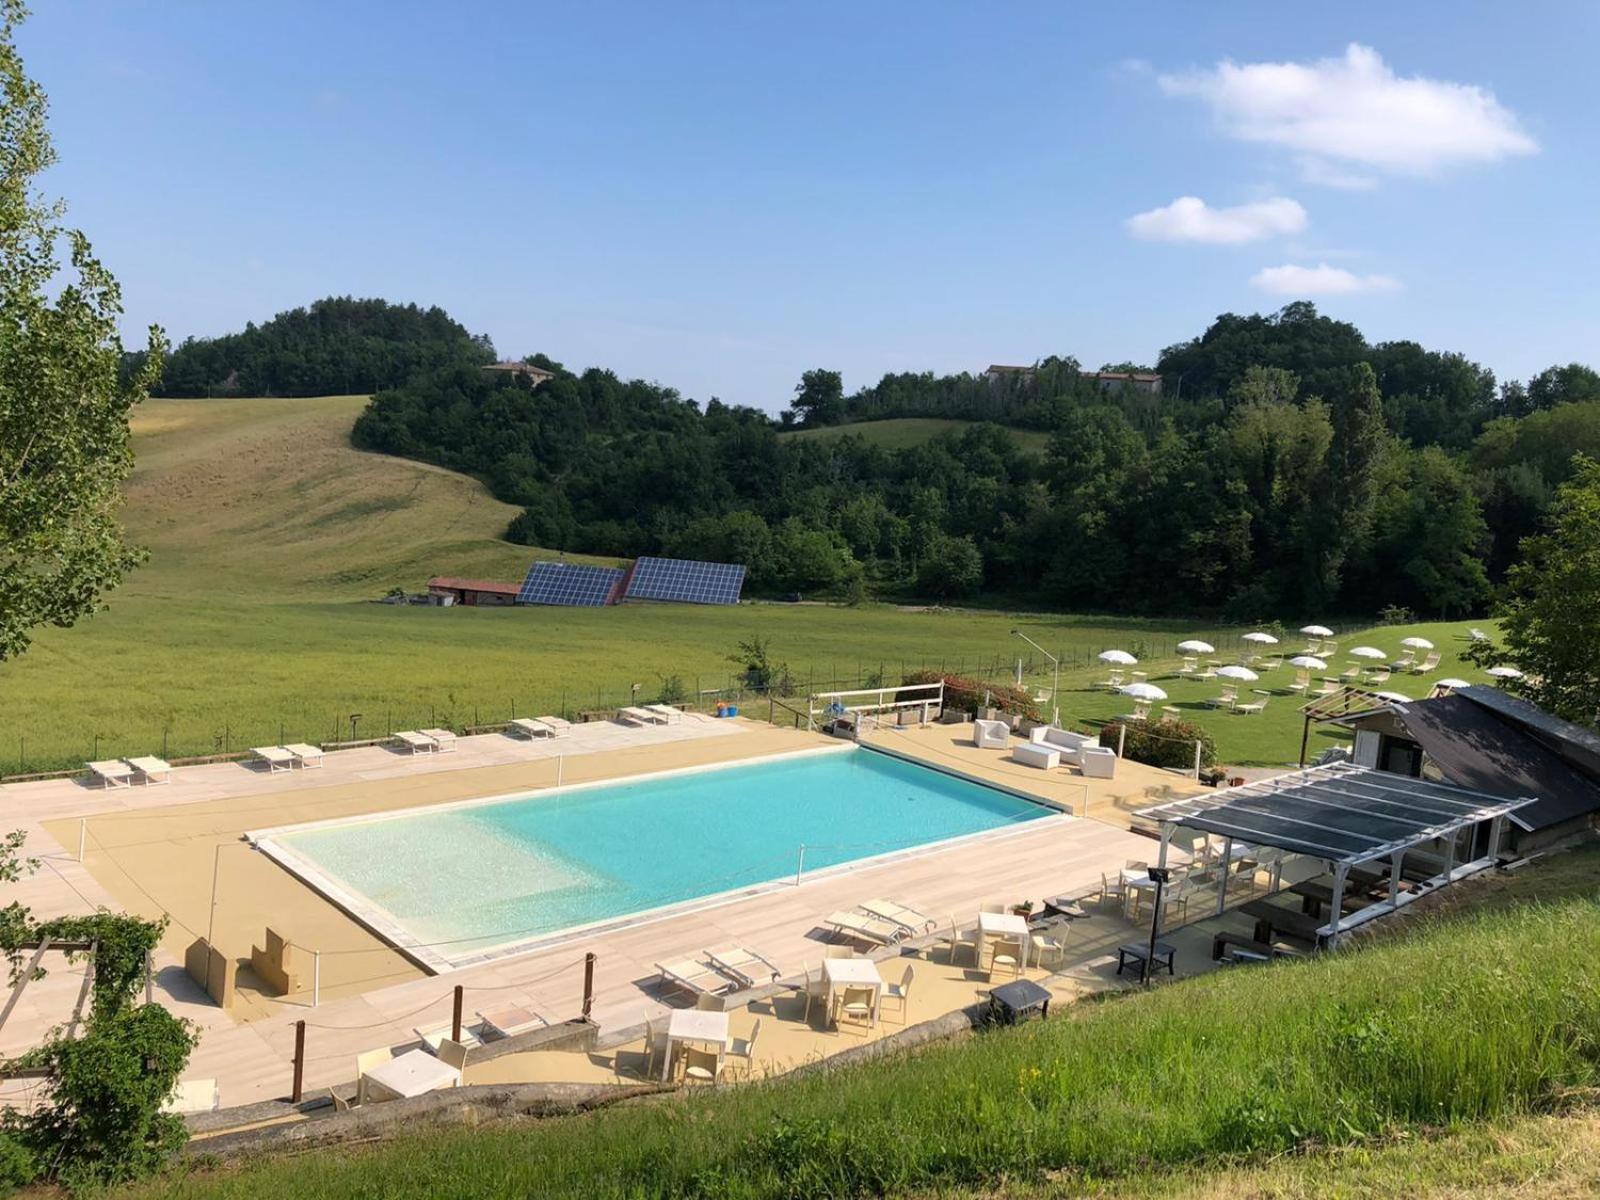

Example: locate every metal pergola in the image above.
[1134,763,1534,946]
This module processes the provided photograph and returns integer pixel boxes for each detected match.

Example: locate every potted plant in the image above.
[1010,900,1034,918]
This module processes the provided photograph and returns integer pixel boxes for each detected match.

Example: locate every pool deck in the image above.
[0,714,1198,1110]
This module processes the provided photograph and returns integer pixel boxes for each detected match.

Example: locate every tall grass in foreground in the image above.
[153,901,1600,1200]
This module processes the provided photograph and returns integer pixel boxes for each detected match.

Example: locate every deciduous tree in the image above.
[0,0,164,660]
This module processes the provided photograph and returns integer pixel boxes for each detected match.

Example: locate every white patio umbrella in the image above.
[1288,655,1327,670]
[1120,682,1168,701]
[1434,677,1472,689]
[1241,631,1279,645]
[1215,665,1258,681]
[1299,624,1334,637]
[1399,636,1434,650]
[1176,639,1214,654]
[1486,665,1523,679]
[1373,690,1412,703]
[1098,649,1138,665]
[1349,646,1387,660]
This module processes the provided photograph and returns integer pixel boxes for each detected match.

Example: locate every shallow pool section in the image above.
[253,748,1052,969]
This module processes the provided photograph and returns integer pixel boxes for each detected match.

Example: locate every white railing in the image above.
[806,682,945,731]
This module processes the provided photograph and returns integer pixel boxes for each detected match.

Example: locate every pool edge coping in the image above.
[248,741,1068,975]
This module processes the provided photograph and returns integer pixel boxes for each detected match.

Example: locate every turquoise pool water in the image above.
[270,749,1048,964]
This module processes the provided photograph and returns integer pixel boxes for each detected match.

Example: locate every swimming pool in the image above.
[251,747,1054,970]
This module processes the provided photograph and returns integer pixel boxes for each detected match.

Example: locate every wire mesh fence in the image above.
[2,633,1261,778]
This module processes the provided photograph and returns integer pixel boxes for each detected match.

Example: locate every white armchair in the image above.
[972,719,1010,749]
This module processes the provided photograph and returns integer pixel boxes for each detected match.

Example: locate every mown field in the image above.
[119,846,1600,1200]
[0,397,1500,772]
[779,415,1054,455]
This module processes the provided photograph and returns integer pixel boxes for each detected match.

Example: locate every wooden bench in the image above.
[1211,930,1300,962]
[1239,899,1325,948]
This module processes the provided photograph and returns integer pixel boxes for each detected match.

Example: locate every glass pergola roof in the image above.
[1135,763,1534,866]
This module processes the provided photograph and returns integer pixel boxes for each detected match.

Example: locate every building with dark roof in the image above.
[1329,686,1600,851]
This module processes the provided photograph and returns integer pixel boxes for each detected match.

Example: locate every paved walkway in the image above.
[0,716,1189,1109]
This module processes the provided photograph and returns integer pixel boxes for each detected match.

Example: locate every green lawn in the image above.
[780,416,1053,455]
[0,397,1498,772]
[119,848,1600,1200]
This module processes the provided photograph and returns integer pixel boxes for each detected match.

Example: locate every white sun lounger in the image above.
[420,728,457,753]
[282,743,324,768]
[393,730,438,754]
[859,898,937,935]
[508,718,553,739]
[124,756,172,785]
[87,759,134,788]
[656,956,735,998]
[534,715,572,736]
[825,909,905,947]
[703,945,781,989]
[618,707,663,726]
[645,704,684,724]
[251,746,295,773]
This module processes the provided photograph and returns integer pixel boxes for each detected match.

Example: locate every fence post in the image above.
[795,844,806,886]
[78,818,86,863]
[557,755,564,787]
[145,950,153,1005]
[451,985,464,1043]
[312,951,321,1007]
[1192,740,1203,779]
[291,1020,306,1103]
[1117,724,1127,758]
[582,952,596,1021]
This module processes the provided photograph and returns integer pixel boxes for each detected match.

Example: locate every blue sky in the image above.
[22,2,1598,409]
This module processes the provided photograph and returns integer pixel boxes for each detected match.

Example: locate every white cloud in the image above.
[1125,196,1307,244]
[1160,44,1537,180]
[1250,263,1402,295]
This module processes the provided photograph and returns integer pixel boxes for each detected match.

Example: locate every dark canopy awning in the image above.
[1135,763,1533,866]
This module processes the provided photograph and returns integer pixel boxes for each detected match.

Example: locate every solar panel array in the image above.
[623,556,746,605]
[516,561,626,607]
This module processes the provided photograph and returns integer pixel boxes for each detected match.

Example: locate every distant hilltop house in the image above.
[481,360,556,384]
[981,364,1162,394]
[426,576,521,606]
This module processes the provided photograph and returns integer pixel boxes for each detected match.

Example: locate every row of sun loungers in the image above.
[86,756,173,787]
[508,716,572,739]
[826,898,938,947]
[656,944,783,998]
[392,729,457,754]
[618,705,684,727]
[250,744,326,772]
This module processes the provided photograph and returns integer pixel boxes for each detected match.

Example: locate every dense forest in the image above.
[342,300,1600,619]
[125,297,494,397]
[153,294,1598,617]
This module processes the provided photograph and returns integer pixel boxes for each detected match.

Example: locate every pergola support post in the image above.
[1389,850,1403,906]
[1488,814,1506,866]
[1442,825,1457,882]
[1157,822,1173,870]
[1326,863,1350,949]
[1215,837,1232,915]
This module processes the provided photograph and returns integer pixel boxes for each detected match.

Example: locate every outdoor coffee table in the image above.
[662,1009,729,1081]
[1116,941,1176,978]
[1041,896,1091,922]
[363,1048,462,1100]
[987,978,1053,1025]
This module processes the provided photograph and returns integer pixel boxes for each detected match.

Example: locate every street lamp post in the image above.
[1010,630,1059,727]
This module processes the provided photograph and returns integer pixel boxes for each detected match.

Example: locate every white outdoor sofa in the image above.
[1027,725,1095,764]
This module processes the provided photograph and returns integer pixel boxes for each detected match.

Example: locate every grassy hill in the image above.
[780,417,1053,455]
[115,846,1600,1200]
[0,397,1490,772]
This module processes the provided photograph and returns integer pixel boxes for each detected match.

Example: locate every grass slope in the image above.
[0,397,1491,771]
[780,416,1053,455]
[124,847,1600,1199]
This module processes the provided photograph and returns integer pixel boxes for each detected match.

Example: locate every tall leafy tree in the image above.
[0,0,164,660]
[1474,456,1600,726]
[789,368,845,427]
